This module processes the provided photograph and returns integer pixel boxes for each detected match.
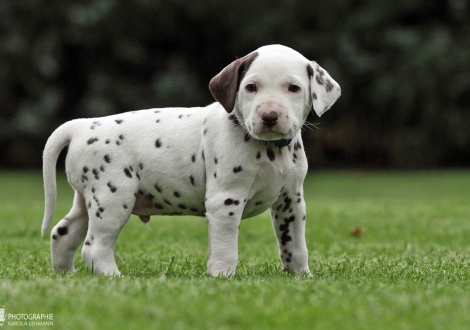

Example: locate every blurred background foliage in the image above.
[1,0,469,169]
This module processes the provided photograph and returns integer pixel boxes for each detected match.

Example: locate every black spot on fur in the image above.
[307,64,314,77]
[224,198,234,205]
[203,128,208,135]
[123,204,128,209]
[233,166,242,173]
[154,203,164,209]
[191,154,196,162]
[155,184,162,193]
[178,204,188,210]
[214,172,217,178]
[98,207,104,213]
[228,114,240,127]
[214,157,218,164]
[115,119,123,124]
[83,166,89,173]
[139,162,144,170]
[190,175,195,186]
[244,133,251,142]
[85,241,91,246]
[229,212,234,216]
[107,182,117,193]
[155,139,162,148]
[325,79,334,92]
[279,215,295,245]
[256,151,261,159]
[174,191,181,198]
[87,137,99,145]
[255,201,263,205]
[164,199,172,206]
[267,149,275,162]
[124,168,133,178]
[52,235,57,240]
[100,165,105,172]
[57,226,68,236]
[105,139,111,144]
[283,197,292,212]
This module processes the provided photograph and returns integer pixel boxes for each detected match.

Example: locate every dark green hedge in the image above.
[1,0,469,168]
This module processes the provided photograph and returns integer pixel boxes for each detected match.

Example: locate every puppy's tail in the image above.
[41,121,75,236]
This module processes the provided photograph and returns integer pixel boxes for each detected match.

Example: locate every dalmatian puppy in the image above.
[42,44,341,276]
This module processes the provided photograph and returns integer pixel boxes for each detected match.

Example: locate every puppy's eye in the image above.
[245,84,257,93]
[288,85,300,93]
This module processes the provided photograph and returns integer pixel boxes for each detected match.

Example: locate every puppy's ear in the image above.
[308,62,341,117]
[209,52,259,113]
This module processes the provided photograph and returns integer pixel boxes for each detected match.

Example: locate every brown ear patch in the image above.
[209,52,259,113]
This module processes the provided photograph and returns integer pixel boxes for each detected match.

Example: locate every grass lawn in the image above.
[0,170,469,329]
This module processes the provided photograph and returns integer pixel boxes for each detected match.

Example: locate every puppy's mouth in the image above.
[250,125,295,141]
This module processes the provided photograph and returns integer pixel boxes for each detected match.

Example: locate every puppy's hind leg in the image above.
[81,186,135,276]
[50,191,89,273]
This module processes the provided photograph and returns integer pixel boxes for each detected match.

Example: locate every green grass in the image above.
[1,170,470,329]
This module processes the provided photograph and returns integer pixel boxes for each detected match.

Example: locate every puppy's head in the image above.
[209,45,341,141]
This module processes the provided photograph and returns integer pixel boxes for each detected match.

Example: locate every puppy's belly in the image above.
[132,184,207,217]
[131,183,281,220]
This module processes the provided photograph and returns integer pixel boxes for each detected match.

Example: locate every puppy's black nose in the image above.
[261,111,279,127]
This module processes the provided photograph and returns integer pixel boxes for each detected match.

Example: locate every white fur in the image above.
[42,45,341,276]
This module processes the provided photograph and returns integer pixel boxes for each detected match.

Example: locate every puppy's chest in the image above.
[201,137,306,218]
[244,143,306,216]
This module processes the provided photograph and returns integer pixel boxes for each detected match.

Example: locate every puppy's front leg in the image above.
[205,197,242,277]
[271,189,310,275]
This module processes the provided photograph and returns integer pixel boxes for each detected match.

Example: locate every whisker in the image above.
[302,121,320,132]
